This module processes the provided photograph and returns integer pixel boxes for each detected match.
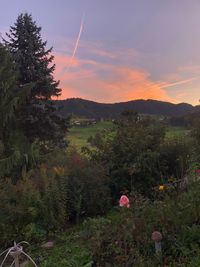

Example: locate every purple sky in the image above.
[1,0,200,104]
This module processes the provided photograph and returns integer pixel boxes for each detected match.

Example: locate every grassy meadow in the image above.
[68,121,114,150]
[68,121,188,150]
[165,126,189,139]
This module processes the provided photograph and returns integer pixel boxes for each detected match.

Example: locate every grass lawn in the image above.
[67,121,114,150]
[165,126,189,139]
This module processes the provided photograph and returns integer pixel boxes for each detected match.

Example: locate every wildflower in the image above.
[119,195,130,208]
[159,185,164,191]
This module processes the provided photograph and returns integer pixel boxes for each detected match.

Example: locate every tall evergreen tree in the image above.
[5,13,69,150]
[0,43,19,161]
[0,43,35,177]
[0,44,18,139]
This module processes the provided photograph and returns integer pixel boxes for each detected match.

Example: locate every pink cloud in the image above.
[53,51,173,103]
[53,39,198,103]
[54,53,80,73]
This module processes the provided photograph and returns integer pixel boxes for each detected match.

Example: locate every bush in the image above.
[86,115,166,199]
[0,149,111,247]
[0,176,41,247]
[159,137,192,180]
[77,181,200,266]
[65,150,111,223]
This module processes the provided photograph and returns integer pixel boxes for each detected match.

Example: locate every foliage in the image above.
[5,13,69,151]
[67,150,111,222]
[0,44,20,130]
[43,149,111,223]
[34,164,68,233]
[0,159,68,246]
[0,176,41,247]
[0,43,38,177]
[79,182,200,266]
[0,149,111,247]
[17,180,200,266]
[190,116,200,160]
[159,136,192,180]
[86,112,166,198]
[25,230,93,267]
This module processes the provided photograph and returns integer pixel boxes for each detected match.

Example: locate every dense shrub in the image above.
[78,182,200,266]
[159,136,192,180]
[0,176,41,247]
[0,149,111,247]
[66,150,111,222]
[86,114,166,198]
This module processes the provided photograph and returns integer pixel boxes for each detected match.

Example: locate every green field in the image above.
[68,121,114,150]
[165,126,189,139]
[68,123,189,150]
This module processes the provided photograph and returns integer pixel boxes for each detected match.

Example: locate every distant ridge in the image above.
[55,98,200,119]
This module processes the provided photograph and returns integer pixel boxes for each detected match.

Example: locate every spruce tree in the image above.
[0,43,30,136]
[5,13,69,151]
[0,44,18,137]
[0,43,32,177]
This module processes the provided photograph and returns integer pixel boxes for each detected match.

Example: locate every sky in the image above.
[1,0,200,105]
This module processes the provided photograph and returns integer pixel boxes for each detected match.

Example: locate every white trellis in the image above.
[0,241,38,267]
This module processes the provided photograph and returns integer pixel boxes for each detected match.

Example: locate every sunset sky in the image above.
[1,0,200,105]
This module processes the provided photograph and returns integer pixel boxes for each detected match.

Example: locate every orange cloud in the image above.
[51,36,200,105]
[52,38,196,103]
[104,68,172,102]
[53,51,173,103]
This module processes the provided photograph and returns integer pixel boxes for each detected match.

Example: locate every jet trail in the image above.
[65,13,85,72]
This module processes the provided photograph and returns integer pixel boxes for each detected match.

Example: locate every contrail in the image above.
[160,76,198,89]
[65,13,85,72]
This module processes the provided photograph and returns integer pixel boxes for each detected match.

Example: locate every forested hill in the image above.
[56,98,200,119]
